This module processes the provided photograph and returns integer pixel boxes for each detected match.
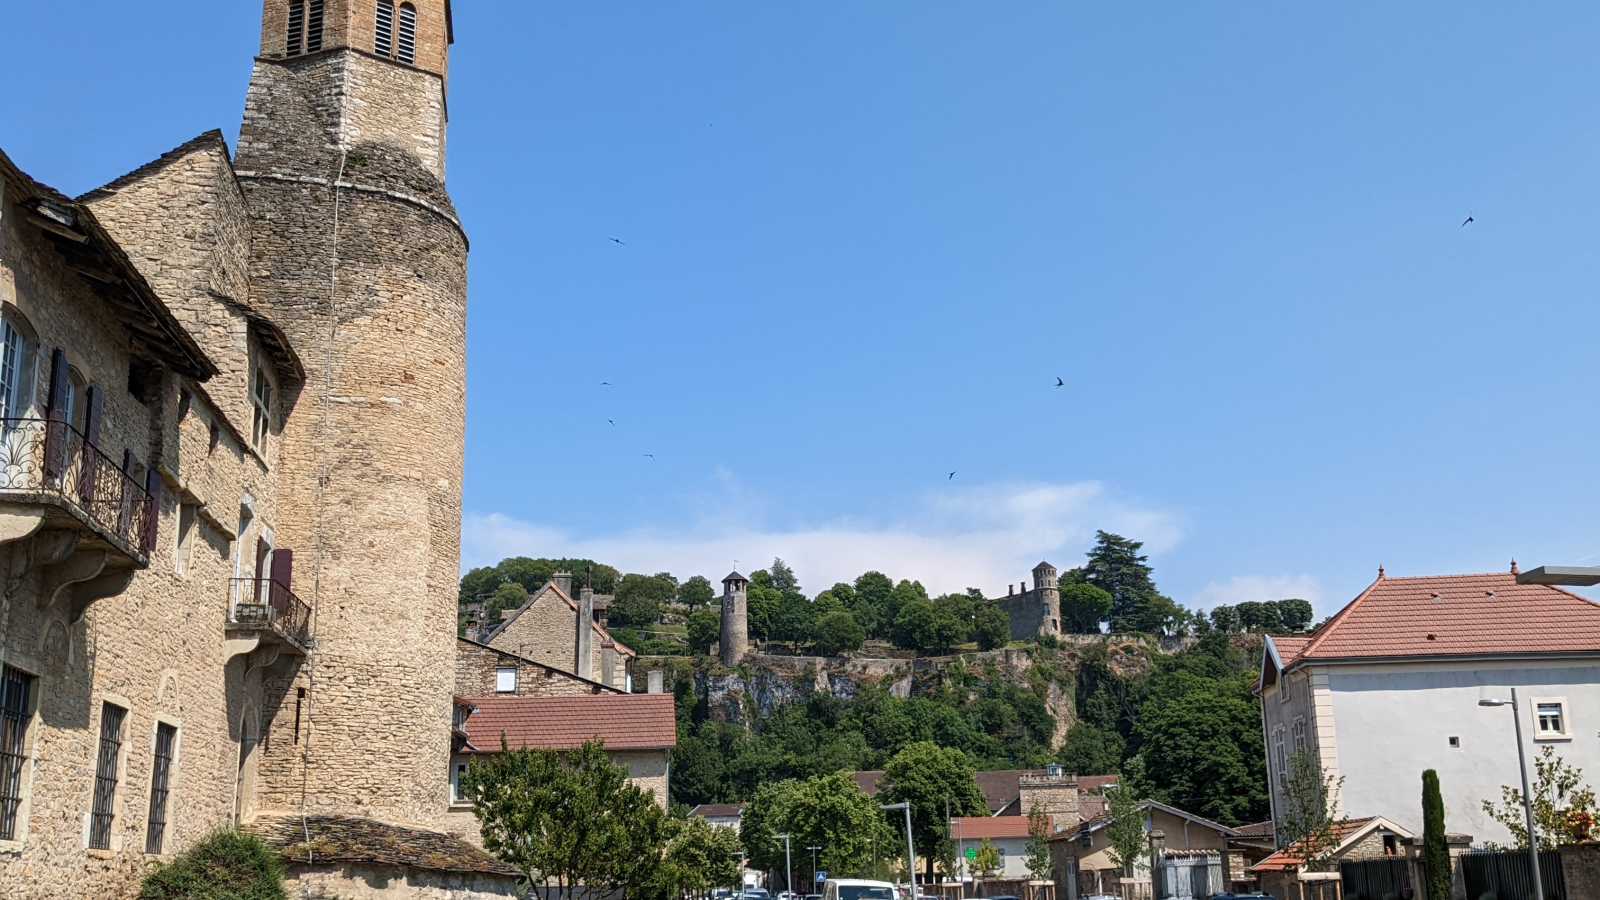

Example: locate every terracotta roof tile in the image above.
[1274,572,1600,664]
[1232,820,1274,839]
[461,694,677,752]
[1250,818,1375,871]
[952,816,1033,839]
[1077,775,1120,794]
[855,770,887,795]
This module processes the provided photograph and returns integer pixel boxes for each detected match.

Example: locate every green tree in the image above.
[741,778,804,872]
[883,741,987,881]
[787,771,891,878]
[459,739,672,900]
[485,581,529,624]
[1277,748,1344,866]
[973,604,1010,651]
[1481,744,1598,849]
[1025,804,1054,881]
[1103,785,1147,879]
[887,579,930,635]
[671,733,722,807]
[1422,770,1450,900]
[892,596,938,654]
[769,558,803,597]
[1058,723,1125,776]
[1277,599,1314,632]
[746,571,782,642]
[1132,675,1268,825]
[815,610,866,657]
[678,575,716,609]
[1235,601,1283,633]
[1208,605,1241,633]
[686,608,720,655]
[1061,583,1113,634]
[664,814,744,895]
[773,591,818,648]
[612,572,677,628]
[852,572,895,639]
[931,593,974,649]
[973,837,1002,876]
[1079,531,1178,633]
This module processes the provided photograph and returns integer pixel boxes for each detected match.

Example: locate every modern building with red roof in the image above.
[949,816,1036,879]
[1257,564,1600,846]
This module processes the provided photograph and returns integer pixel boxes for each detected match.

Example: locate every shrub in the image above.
[138,829,286,900]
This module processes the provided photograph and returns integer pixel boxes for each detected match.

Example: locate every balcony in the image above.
[228,577,312,655]
[0,417,157,566]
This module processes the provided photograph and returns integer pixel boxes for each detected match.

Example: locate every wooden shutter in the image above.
[271,548,294,591]
[142,469,162,556]
[44,349,68,476]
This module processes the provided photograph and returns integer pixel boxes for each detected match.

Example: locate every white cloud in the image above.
[462,480,1184,597]
[1191,574,1325,614]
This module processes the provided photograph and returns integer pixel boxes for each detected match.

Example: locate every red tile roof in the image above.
[1250,818,1377,871]
[952,816,1033,840]
[1271,571,1600,666]
[1077,775,1120,794]
[855,770,887,795]
[460,694,677,752]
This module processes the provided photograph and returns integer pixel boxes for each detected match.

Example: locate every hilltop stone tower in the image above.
[720,571,749,666]
[996,560,1062,640]
[236,0,465,827]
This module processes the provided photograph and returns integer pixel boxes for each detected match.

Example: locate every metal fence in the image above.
[1461,849,1567,900]
[1340,856,1411,900]
[1152,854,1222,899]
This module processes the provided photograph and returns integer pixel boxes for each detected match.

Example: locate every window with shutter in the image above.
[397,3,417,65]
[375,0,395,57]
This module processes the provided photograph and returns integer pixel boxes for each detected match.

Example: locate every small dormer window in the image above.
[397,3,417,65]
[375,0,395,57]
[251,366,274,453]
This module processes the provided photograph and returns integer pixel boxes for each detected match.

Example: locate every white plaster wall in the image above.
[1327,659,1600,845]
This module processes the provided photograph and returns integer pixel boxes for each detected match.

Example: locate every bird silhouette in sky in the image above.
[608,419,615,426]
[644,454,655,461]
[1055,377,1064,388]
[610,238,625,244]
[601,382,612,385]
[949,472,956,480]
[1462,214,1474,227]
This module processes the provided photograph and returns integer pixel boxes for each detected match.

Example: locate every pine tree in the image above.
[1422,770,1450,900]
[1080,531,1178,633]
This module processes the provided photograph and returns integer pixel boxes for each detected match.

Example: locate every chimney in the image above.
[600,641,617,688]
[552,571,573,596]
[1008,584,1015,597]
[576,586,595,679]
[594,595,610,628]
[648,670,664,694]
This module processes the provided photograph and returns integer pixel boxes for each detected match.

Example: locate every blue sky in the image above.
[6,3,1600,616]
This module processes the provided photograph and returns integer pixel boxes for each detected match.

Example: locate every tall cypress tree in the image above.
[1422,769,1450,900]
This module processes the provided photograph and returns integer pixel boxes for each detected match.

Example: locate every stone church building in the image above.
[0,1,519,896]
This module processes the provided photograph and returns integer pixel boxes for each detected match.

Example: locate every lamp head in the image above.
[1479,699,1508,707]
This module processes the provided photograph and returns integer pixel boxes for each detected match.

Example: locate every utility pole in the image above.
[881,801,917,897]
[776,833,793,898]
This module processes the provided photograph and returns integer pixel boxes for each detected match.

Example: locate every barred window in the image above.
[397,3,417,65]
[286,1,305,56]
[0,666,34,841]
[306,0,325,53]
[375,0,395,57]
[144,724,176,854]
[89,702,126,851]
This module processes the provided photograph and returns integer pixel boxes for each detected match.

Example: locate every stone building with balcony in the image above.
[0,1,517,897]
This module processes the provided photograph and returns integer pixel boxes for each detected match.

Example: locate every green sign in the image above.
[964,847,977,860]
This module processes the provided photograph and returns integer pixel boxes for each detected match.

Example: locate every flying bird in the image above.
[1462,215,1474,227]
[608,419,615,426]
[610,238,625,244]
[949,472,956,480]
[643,454,655,460]
[1055,377,1064,388]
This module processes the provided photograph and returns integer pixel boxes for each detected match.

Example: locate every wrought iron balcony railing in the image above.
[0,417,157,563]
[230,577,313,652]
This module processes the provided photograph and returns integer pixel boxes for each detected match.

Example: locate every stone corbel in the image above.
[23,529,80,580]
[0,507,45,547]
[65,567,136,624]
[223,631,262,663]
[38,549,107,613]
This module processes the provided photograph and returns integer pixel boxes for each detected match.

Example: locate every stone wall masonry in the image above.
[259,0,452,86]
[0,183,287,898]
[282,863,516,900]
[238,40,466,830]
[455,639,619,698]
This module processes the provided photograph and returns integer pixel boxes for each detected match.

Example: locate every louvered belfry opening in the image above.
[144,723,177,854]
[285,0,305,56]
[306,0,325,53]
[397,3,417,65]
[88,703,126,851]
[375,0,395,57]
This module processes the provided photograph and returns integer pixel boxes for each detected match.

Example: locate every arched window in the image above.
[286,1,304,56]
[397,3,417,65]
[375,0,395,57]
[306,0,325,53]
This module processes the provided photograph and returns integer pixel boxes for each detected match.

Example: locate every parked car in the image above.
[743,890,772,900]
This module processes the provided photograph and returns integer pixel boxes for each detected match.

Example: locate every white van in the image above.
[821,880,897,900]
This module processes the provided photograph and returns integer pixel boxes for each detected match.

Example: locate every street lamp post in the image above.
[776,833,793,899]
[1479,688,1543,900]
[734,851,748,899]
[882,802,917,897]
[808,845,822,893]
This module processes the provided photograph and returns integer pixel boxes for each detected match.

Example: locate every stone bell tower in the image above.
[720,571,749,666]
[236,0,465,828]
